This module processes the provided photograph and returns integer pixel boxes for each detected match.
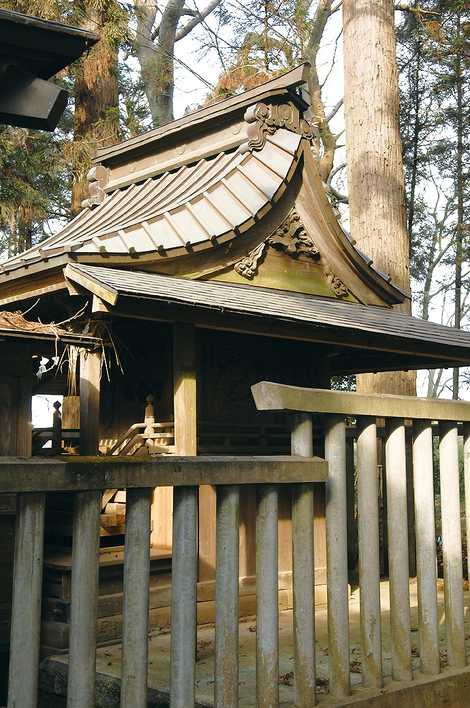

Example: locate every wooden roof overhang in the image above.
[0,9,98,130]
[63,263,470,375]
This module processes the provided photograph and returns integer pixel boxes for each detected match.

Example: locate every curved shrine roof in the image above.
[2,130,302,266]
[0,65,407,308]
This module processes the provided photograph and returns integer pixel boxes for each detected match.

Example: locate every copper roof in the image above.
[0,64,407,308]
[96,64,311,164]
[2,130,302,270]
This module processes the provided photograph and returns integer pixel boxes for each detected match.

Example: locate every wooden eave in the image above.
[0,10,97,130]
[0,326,99,348]
[62,263,470,373]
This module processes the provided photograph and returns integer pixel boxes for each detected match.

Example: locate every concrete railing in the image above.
[2,454,326,708]
[253,381,470,700]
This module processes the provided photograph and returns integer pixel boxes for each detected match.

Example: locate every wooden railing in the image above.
[2,454,326,708]
[253,381,470,699]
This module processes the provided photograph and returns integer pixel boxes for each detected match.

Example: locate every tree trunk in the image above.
[135,0,185,127]
[343,0,415,395]
[71,2,121,214]
[452,12,464,400]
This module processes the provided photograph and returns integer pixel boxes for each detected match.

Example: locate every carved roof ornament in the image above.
[82,165,110,209]
[234,241,267,280]
[267,209,320,260]
[243,101,316,152]
[234,210,320,280]
[324,265,349,298]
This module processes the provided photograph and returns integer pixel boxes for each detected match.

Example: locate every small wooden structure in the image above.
[2,64,470,656]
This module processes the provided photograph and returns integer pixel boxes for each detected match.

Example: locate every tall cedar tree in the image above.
[70,1,127,213]
[343,0,416,395]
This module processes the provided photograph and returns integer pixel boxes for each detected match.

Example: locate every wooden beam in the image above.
[252,381,470,421]
[0,456,327,493]
[65,264,118,306]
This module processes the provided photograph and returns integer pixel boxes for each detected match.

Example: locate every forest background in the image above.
[0,0,468,402]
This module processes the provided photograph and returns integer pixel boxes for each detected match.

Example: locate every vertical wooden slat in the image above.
[7,492,45,708]
[385,418,412,681]
[121,488,152,708]
[256,484,279,708]
[346,430,358,577]
[67,490,101,708]
[215,485,240,708]
[464,422,470,604]
[67,345,102,708]
[170,485,198,708]
[291,412,316,707]
[439,421,465,668]
[412,420,440,675]
[357,416,382,688]
[325,414,350,697]
[292,485,315,707]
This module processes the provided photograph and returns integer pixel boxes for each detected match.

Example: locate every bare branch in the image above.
[325,183,348,204]
[327,161,346,184]
[176,0,222,41]
[326,98,343,122]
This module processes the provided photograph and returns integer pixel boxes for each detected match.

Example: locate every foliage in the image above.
[0,121,72,256]
[397,0,470,397]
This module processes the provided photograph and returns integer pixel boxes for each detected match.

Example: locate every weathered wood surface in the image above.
[0,456,326,494]
[79,349,101,455]
[290,413,316,707]
[66,490,101,707]
[252,381,470,421]
[7,492,45,708]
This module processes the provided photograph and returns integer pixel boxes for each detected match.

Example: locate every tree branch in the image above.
[325,183,348,204]
[327,161,346,184]
[326,98,343,122]
[175,0,222,41]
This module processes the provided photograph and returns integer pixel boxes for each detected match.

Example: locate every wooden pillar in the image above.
[3,343,33,703]
[172,324,215,580]
[173,324,197,456]
[79,349,101,455]
[68,348,102,705]
[148,392,173,549]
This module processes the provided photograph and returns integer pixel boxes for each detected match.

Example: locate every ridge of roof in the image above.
[95,63,311,164]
